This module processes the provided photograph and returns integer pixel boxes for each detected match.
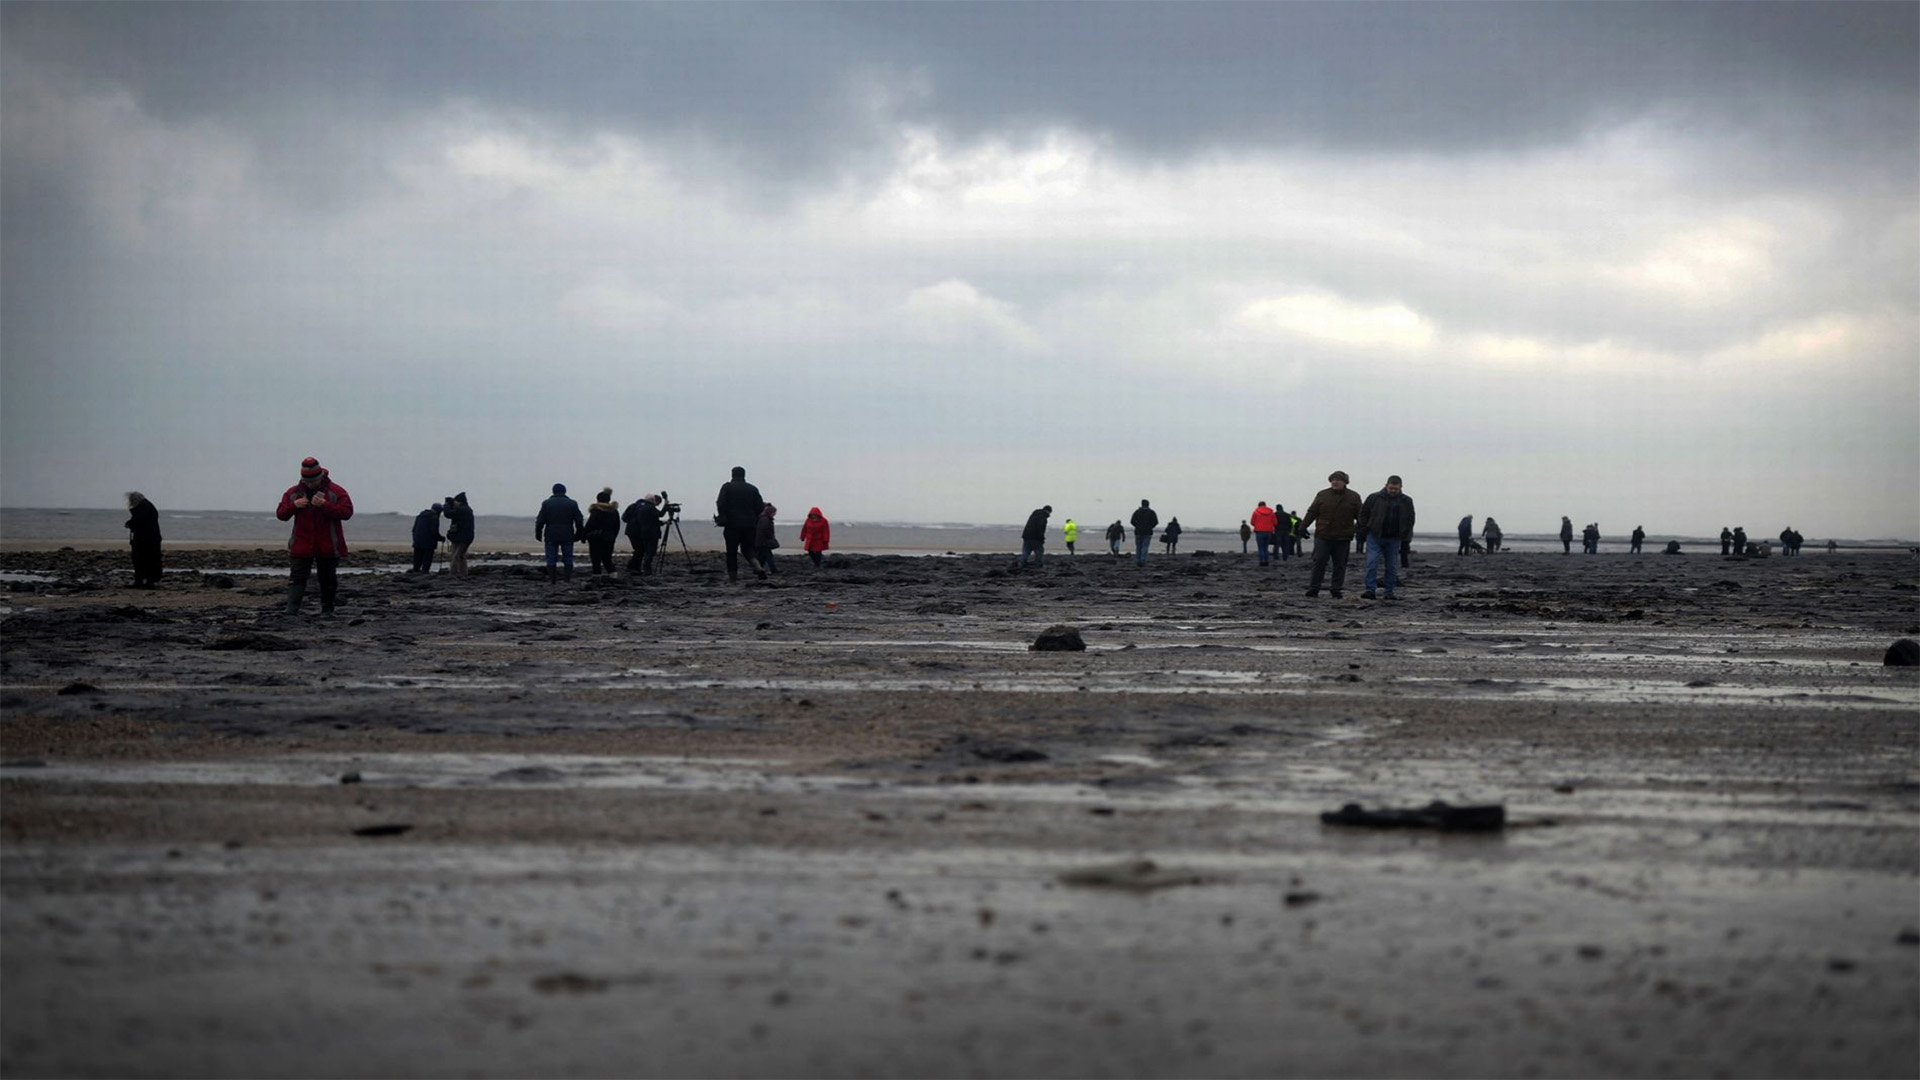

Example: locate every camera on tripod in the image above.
[658,490,682,519]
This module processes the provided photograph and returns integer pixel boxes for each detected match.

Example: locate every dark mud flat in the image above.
[3,548,1917,1078]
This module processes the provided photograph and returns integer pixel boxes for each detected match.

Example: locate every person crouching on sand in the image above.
[276,457,355,617]
[800,507,830,567]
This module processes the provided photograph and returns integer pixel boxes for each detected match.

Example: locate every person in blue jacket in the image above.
[535,483,584,582]
[410,502,445,573]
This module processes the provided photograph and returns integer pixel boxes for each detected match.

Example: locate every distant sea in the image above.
[3,508,1907,556]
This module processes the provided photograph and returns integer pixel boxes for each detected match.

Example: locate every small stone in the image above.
[1884,639,1919,666]
[1031,625,1087,651]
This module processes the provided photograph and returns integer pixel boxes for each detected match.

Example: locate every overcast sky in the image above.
[3,3,1915,537]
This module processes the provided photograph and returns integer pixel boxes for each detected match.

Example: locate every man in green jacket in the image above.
[1299,470,1363,599]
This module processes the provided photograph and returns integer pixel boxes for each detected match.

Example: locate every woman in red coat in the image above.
[800,507,830,568]
[275,456,354,616]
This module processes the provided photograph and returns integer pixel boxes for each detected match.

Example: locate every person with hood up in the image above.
[444,493,475,577]
[800,507,830,567]
[1482,517,1502,553]
[1299,470,1362,599]
[1106,520,1125,556]
[276,456,355,616]
[1250,502,1278,565]
[1063,518,1078,556]
[1130,499,1158,566]
[124,491,163,588]
[755,503,781,575]
[1162,517,1183,555]
[1632,525,1647,554]
[715,466,767,582]
[622,494,665,576]
[1358,476,1416,600]
[535,483,584,582]
[410,503,445,573]
[1018,506,1051,567]
[581,488,621,575]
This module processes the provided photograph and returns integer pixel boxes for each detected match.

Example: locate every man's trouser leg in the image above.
[1256,532,1270,566]
[316,556,339,613]
[1328,542,1350,595]
[450,543,469,577]
[287,557,311,613]
[1135,535,1150,565]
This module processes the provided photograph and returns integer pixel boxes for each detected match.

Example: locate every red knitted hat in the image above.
[300,457,323,479]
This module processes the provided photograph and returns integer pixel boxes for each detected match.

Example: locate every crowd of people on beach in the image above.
[110,457,1840,615]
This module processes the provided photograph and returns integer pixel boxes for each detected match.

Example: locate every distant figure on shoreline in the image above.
[1630,525,1645,554]
[1276,504,1296,560]
[800,507,830,568]
[1239,519,1252,556]
[276,456,354,617]
[1301,470,1361,599]
[1288,507,1305,559]
[1106,520,1125,557]
[715,466,766,583]
[1359,476,1414,600]
[124,491,162,588]
[1732,526,1748,557]
[410,502,444,573]
[1827,538,1837,554]
[1482,517,1502,553]
[623,494,664,576]
[1018,505,1051,567]
[1162,517,1182,555]
[535,483,583,582]
[1664,539,1684,555]
[582,489,621,576]
[1251,502,1277,565]
[1583,523,1600,554]
[1457,515,1474,556]
[1560,516,1574,555]
[755,503,780,575]
[444,493,474,578]
[1130,500,1158,566]
[1720,527,1734,555]
[1063,518,1078,556]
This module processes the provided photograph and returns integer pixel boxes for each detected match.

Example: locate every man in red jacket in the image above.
[275,456,355,616]
[1250,501,1279,566]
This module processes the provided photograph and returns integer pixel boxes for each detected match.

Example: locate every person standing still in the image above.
[1162,517,1182,555]
[1299,470,1362,599]
[124,491,163,588]
[1560,516,1575,555]
[444,493,475,577]
[535,483,583,582]
[410,502,445,573]
[1130,500,1158,566]
[800,507,831,567]
[755,503,780,575]
[715,467,766,582]
[582,489,621,575]
[276,457,355,616]
[1250,502,1277,565]
[1063,518,1078,556]
[1359,476,1415,600]
[623,494,665,576]
[1239,520,1253,555]
[1458,515,1474,556]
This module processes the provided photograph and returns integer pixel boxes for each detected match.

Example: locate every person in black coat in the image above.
[535,483,584,581]
[581,488,621,575]
[1018,505,1051,567]
[444,493,475,578]
[714,466,766,582]
[1129,500,1158,565]
[410,503,445,573]
[124,491,163,587]
[1162,517,1182,555]
[622,494,665,576]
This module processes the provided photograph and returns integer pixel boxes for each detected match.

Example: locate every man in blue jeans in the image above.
[535,483,583,582]
[1129,499,1158,566]
[1358,475,1416,600]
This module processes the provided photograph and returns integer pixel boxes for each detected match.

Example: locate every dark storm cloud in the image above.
[7,2,1914,184]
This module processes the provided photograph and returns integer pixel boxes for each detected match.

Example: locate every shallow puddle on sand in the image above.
[1394,675,1916,709]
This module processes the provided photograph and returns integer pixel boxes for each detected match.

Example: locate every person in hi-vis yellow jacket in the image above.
[1062,518,1078,556]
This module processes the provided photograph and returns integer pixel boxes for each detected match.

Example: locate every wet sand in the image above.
[3,546,1917,1078]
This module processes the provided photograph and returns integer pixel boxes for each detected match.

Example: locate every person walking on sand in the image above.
[1162,517,1182,555]
[1239,520,1252,555]
[715,466,767,582]
[581,489,621,576]
[800,507,831,567]
[1300,470,1363,599]
[1018,505,1052,567]
[1632,525,1646,554]
[1560,516,1574,555]
[1251,502,1278,566]
[276,457,355,617]
[622,494,665,576]
[1482,517,1502,553]
[1130,499,1158,566]
[754,503,781,575]
[444,492,475,578]
[1280,505,1300,560]
[535,483,584,582]
[1063,518,1078,556]
[1106,520,1125,556]
[124,491,163,588]
[1458,515,1474,556]
[1359,476,1416,600]
[410,502,445,574]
